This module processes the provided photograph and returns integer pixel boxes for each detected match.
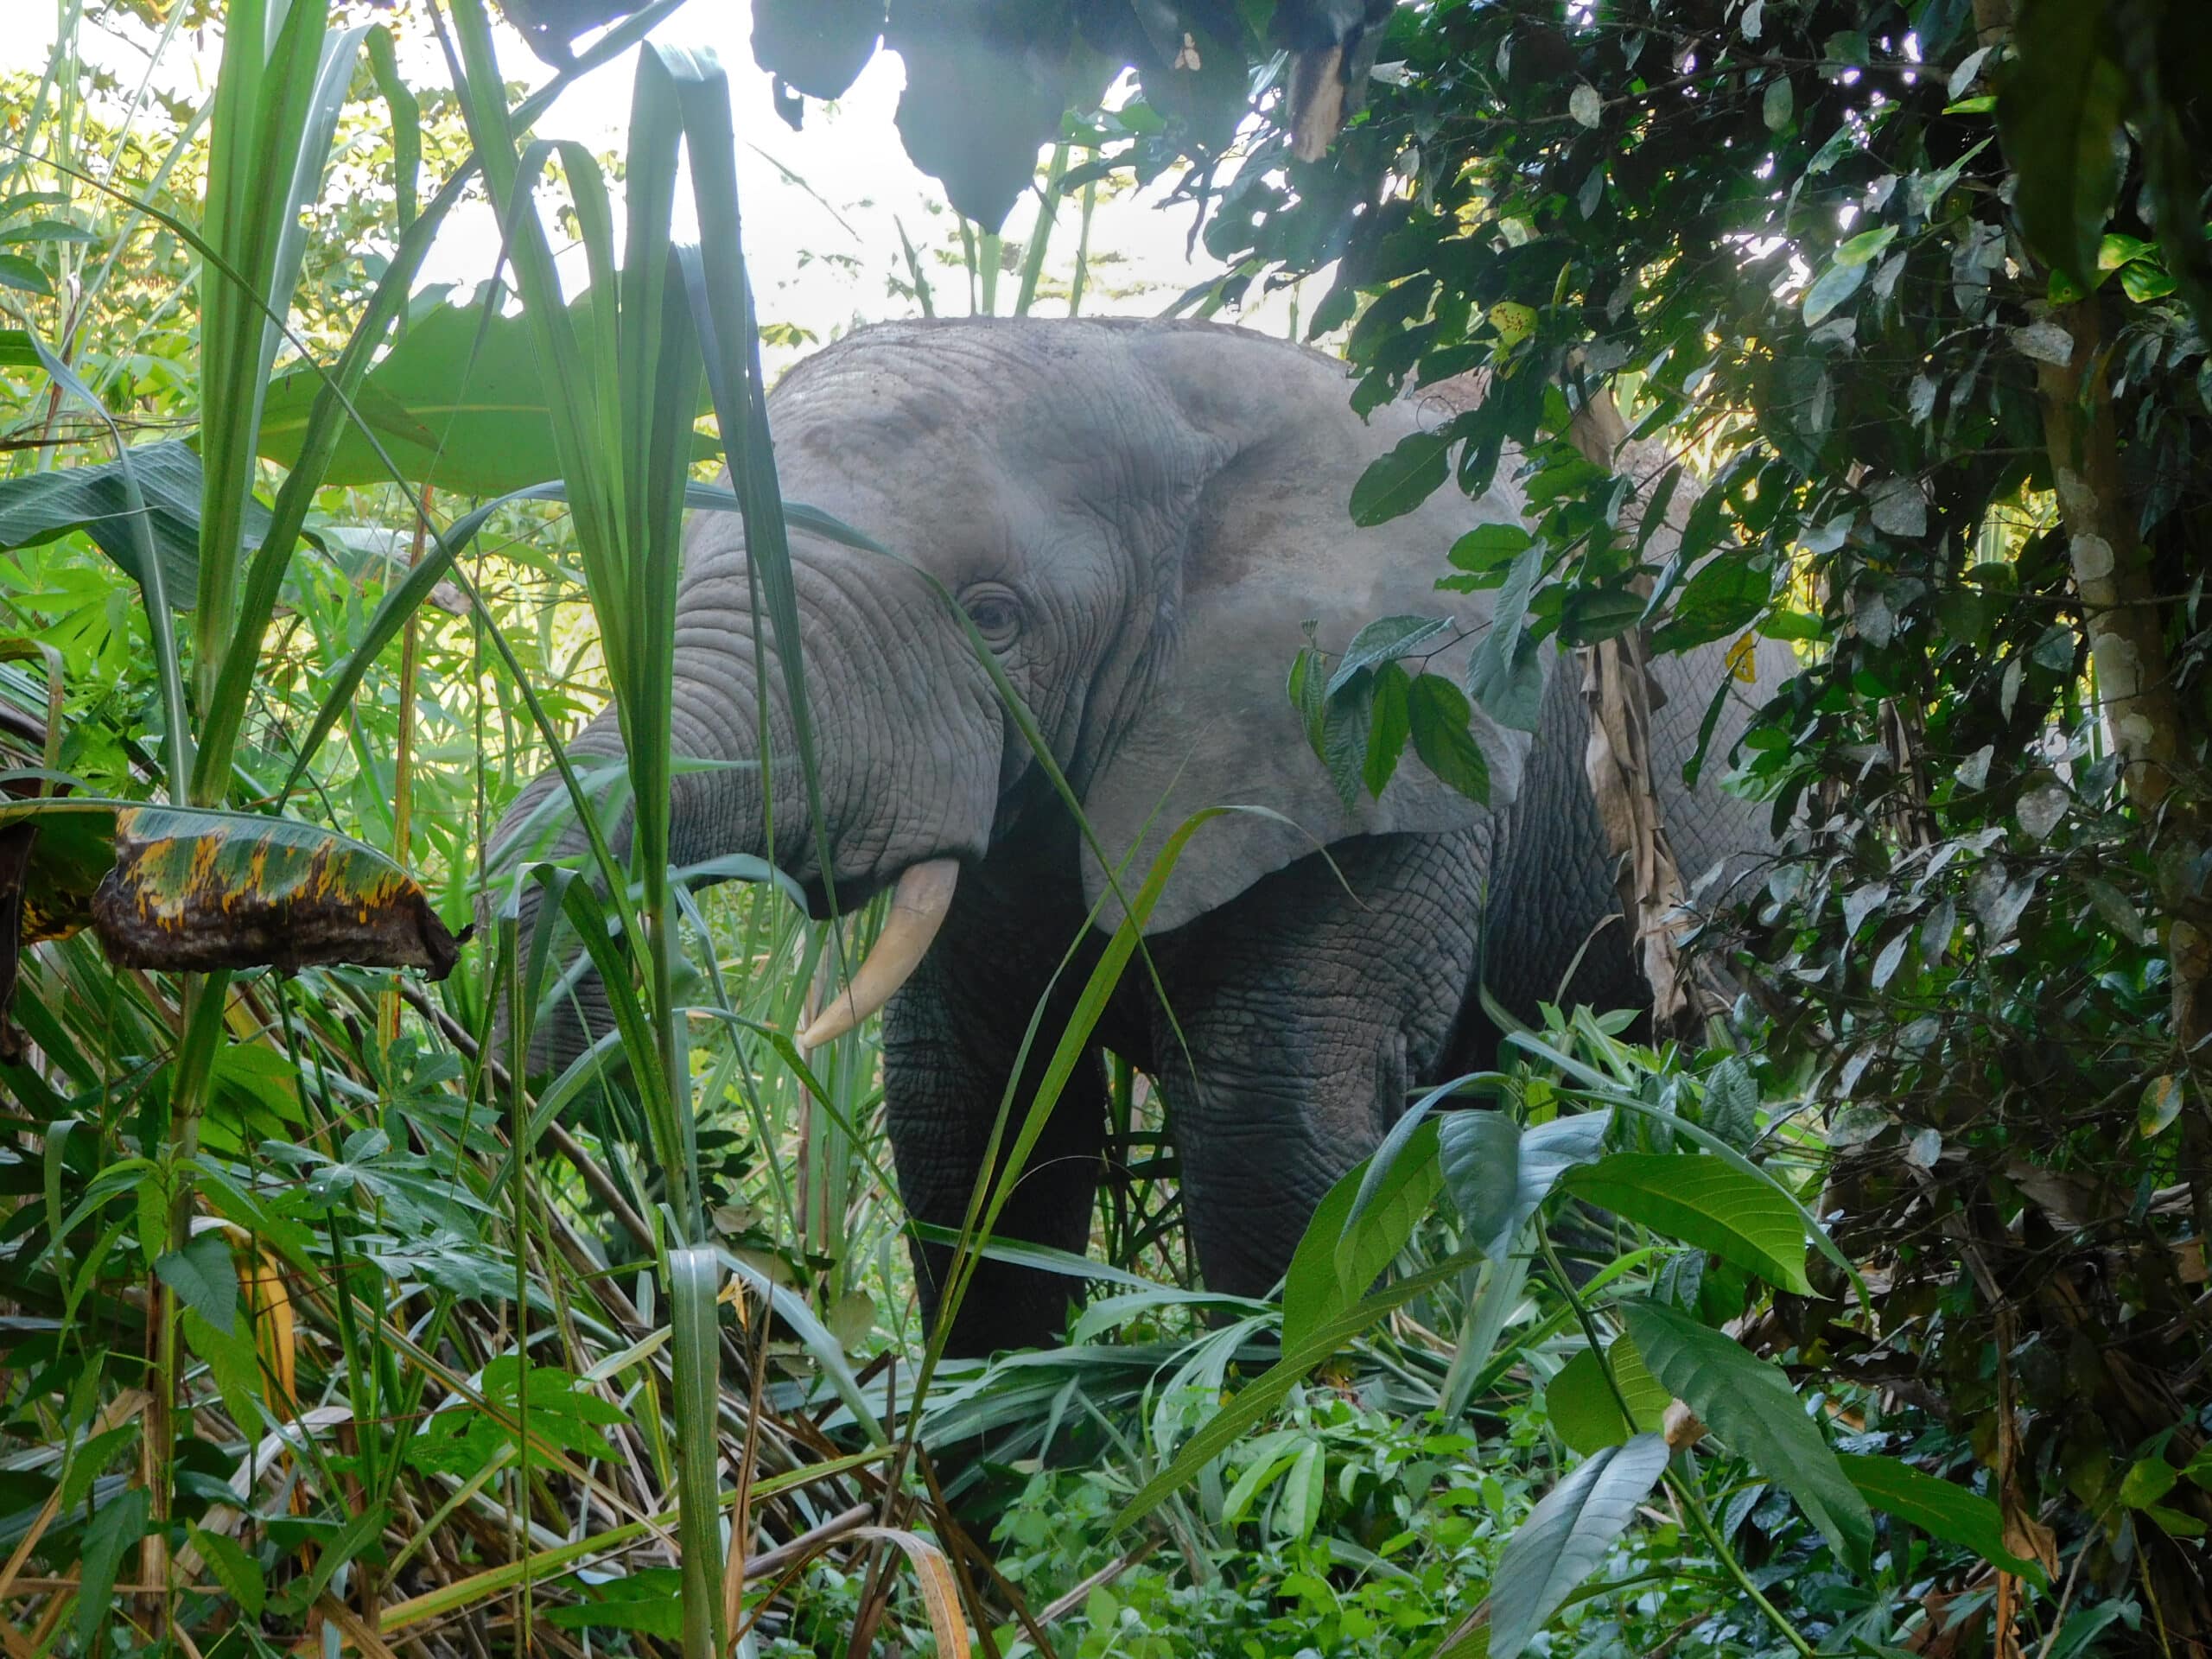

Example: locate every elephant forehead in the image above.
[772,331,1201,492]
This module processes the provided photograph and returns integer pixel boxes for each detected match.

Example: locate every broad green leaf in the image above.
[1351,430,1451,526]
[1490,1433,1670,1659]
[1328,614,1452,696]
[1762,75,1794,130]
[89,804,462,977]
[544,1570,687,1640]
[0,439,235,604]
[1440,1109,1611,1261]
[1408,673,1491,804]
[1281,1440,1325,1540]
[1364,661,1413,798]
[1562,1153,1813,1294]
[1998,0,2126,290]
[1835,225,1898,267]
[154,1230,238,1336]
[256,288,716,494]
[0,253,52,296]
[190,1526,267,1618]
[1548,1336,1669,1455]
[1621,1300,1872,1573]
[1701,1058,1758,1149]
[1838,1454,2044,1583]
[2139,1076,2183,1138]
[1466,543,1546,732]
[1801,257,1867,326]
[1446,520,1535,577]
[78,1484,149,1647]
[1282,1117,1441,1351]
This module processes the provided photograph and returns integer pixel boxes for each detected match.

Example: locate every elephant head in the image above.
[490,320,1533,1057]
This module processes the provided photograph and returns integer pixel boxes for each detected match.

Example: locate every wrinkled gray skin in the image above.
[493,319,1782,1356]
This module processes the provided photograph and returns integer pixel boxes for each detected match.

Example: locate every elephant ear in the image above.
[1078,328,1535,935]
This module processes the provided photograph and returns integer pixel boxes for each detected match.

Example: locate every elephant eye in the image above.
[961,584,1024,646]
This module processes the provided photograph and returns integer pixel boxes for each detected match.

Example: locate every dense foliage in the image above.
[0,1,2206,1657]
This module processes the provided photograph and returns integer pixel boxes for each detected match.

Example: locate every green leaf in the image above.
[1408,673,1491,804]
[1837,1454,2044,1583]
[1439,1109,1611,1261]
[2139,1075,2183,1138]
[1562,1153,1813,1294]
[1835,225,1898,267]
[1446,521,1535,578]
[1320,669,1374,809]
[1701,1057,1758,1149]
[751,0,885,99]
[1282,1117,1441,1351]
[2120,261,2178,303]
[1350,430,1451,526]
[1327,613,1452,696]
[1621,1300,1873,1573]
[78,1484,149,1647]
[544,1571,688,1641]
[155,1230,238,1335]
[1802,257,1867,326]
[1548,1336,1669,1455]
[0,439,231,604]
[1364,661,1413,797]
[1998,0,2126,291]
[0,253,52,296]
[189,1525,268,1618]
[256,287,715,495]
[1109,1248,1482,1534]
[1490,1433,1670,1659]
[1466,543,1546,732]
[183,1308,266,1434]
[1762,75,1794,131]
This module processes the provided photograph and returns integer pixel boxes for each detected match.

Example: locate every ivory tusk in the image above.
[798,858,959,1049]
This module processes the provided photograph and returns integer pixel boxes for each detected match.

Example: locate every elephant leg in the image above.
[1145,831,1483,1300]
[880,921,1109,1356]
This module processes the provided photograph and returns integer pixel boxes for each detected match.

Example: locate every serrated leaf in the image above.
[79,1485,150,1646]
[1621,1300,1872,1573]
[1350,430,1450,526]
[1440,1110,1610,1261]
[1408,673,1491,804]
[1702,1058,1758,1149]
[1548,1336,1669,1454]
[189,1525,267,1618]
[1569,83,1602,128]
[1490,1433,1670,1659]
[156,1231,239,1336]
[1838,1454,2044,1583]
[1320,671,1374,809]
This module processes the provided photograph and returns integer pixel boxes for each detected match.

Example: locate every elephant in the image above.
[490,318,1783,1356]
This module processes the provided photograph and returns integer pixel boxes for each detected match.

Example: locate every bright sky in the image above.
[10,2,1320,371]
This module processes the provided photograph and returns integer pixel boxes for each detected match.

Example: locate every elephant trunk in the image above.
[487,545,1003,1073]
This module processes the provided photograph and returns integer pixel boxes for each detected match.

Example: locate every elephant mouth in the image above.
[797,856,961,1049]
